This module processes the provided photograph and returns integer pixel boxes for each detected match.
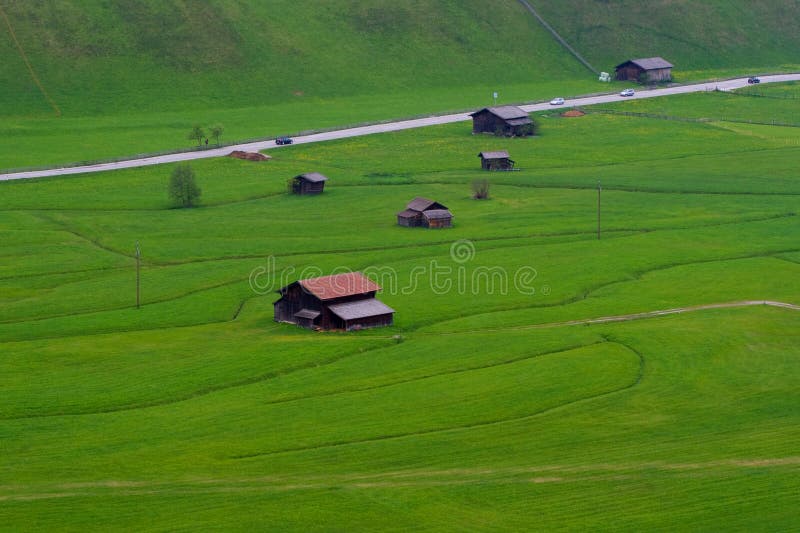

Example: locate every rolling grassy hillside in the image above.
[3,1,800,168]
[0,0,592,168]
[1,89,799,529]
[533,0,800,77]
[0,0,587,116]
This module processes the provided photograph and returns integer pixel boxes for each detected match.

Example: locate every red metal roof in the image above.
[299,272,381,300]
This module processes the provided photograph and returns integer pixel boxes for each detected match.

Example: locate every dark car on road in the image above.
[747,77,761,84]
[276,136,293,145]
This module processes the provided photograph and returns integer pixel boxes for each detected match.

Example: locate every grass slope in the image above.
[0,0,593,168]
[1,85,799,530]
[0,0,585,116]
[533,0,800,77]
[3,1,800,168]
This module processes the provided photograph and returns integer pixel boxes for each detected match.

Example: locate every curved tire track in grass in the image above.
[3,222,796,333]
[2,237,798,340]
[3,299,797,421]
[254,341,607,407]
[421,248,800,335]
[1,211,791,330]
[0,340,602,420]
[5,455,800,501]
[230,341,645,460]
[0,336,390,421]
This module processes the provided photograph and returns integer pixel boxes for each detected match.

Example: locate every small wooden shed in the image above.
[470,106,534,137]
[423,209,453,229]
[274,272,394,331]
[615,57,673,83]
[478,150,515,171]
[397,197,453,228]
[291,172,328,195]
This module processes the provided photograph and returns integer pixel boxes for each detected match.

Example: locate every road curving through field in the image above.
[2,74,800,182]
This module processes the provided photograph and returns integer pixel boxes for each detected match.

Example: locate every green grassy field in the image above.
[595,81,800,125]
[0,0,595,169]
[2,87,800,530]
[533,0,800,76]
[3,1,800,169]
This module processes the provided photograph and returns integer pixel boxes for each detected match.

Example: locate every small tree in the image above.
[210,124,224,146]
[169,164,201,207]
[472,178,490,199]
[188,125,205,146]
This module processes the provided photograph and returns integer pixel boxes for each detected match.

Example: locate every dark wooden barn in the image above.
[470,106,534,137]
[615,57,673,83]
[274,272,394,331]
[397,197,453,228]
[478,150,515,171]
[423,209,453,229]
[290,172,328,195]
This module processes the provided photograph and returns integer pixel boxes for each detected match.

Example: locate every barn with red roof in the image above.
[273,272,395,330]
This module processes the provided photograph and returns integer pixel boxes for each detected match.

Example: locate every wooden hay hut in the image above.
[274,272,394,331]
[478,150,515,171]
[615,57,673,83]
[423,209,453,229]
[397,197,453,228]
[470,106,534,137]
[291,172,328,195]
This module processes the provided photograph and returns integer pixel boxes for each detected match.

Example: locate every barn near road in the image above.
[615,57,673,83]
[470,106,534,137]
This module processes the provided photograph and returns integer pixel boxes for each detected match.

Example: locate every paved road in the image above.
[3,73,799,181]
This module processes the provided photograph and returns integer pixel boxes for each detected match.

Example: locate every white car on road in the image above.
[549,97,565,105]
[620,89,635,97]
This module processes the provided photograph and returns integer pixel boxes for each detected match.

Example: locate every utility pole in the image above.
[597,181,601,240]
[135,241,141,309]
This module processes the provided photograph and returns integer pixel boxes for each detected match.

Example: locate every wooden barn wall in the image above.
[472,111,501,134]
[482,158,512,170]
[616,65,642,81]
[427,218,452,229]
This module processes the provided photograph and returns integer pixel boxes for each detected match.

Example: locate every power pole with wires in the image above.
[597,181,601,240]
[135,241,141,309]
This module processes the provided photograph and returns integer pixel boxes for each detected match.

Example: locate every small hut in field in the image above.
[274,272,394,331]
[290,172,328,195]
[478,150,515,171]
[470,106,534,137]
[422,209,453,229]
[397,197,453,228]
[615,57,673,83]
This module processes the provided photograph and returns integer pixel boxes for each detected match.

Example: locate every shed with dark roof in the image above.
[290,172,328,195]
[478,150,515,171]
[328,299,395,330]
[615,57,673,83]
[397,197,453,228]
[470,106,534,137]
[423,209,453,228]
[274,272,394,330]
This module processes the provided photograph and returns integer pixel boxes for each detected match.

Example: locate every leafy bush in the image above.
[168,164,201,207]
[472,178,490,199]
